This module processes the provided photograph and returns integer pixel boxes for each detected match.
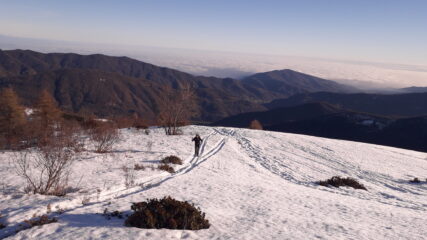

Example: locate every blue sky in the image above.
[0,0,426,64]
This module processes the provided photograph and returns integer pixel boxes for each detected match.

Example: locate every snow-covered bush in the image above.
[158,164,175,173]
[161,155,183,165]
[317,176,367,190]
[88,122,120,153]
[125,196,210,230]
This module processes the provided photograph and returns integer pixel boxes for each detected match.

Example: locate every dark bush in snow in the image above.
[0,213,5,229]
[317,176,367,190]
[134,164,145,171]
[158,164,175,173]
[409,178,421,183]
[161,155,183,165]
[24,214,57,227]
[125,196,210,230]
[102,208,124,220]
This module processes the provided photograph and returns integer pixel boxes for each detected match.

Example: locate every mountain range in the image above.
[265,91,427,117]
[1,49,427,152]
[213,102,427,152]
[0,49,354,122]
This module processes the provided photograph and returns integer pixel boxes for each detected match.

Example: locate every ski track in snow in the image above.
[1,126,426,239]
[215,127,427,211]
[0,130,227,239]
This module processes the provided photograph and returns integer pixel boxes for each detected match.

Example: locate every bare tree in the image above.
[157,84,195,135]
[14,127,78,196]
[89,122,120,153]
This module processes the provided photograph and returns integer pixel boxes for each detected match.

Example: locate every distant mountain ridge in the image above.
[242,69,355,99]
[213,102,427,152]
[399,87,427,93]
[0,49,354,121]
[265,91,427,117]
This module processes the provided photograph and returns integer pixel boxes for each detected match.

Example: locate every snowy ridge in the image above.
[0,126,426,239]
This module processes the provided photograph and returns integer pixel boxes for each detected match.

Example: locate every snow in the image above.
[360,119,374,126]
[0,126,426,239]
[24,108,33,116]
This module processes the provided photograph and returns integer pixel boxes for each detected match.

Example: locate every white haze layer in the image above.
[1,35,427,88]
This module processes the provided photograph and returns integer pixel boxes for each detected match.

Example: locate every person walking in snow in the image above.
[192,134,203,157]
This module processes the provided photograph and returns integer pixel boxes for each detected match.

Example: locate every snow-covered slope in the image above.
[0,126,426,239]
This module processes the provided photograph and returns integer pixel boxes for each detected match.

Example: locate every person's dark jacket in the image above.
[192,136,202,146]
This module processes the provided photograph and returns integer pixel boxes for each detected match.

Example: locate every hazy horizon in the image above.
[1,0,427,88]
[2,34,427,88]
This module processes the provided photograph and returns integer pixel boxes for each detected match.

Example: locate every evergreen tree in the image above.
[34,90,62,127]
[0,88,27,148]
[32,90,62,146]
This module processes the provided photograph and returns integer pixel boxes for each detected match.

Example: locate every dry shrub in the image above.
[0,213,5,229]
[81,118,101,130]
[161,155,183,165]
[103,208,124,220]
[111,115,148,130]
[249,119,263,130]
[409,178,421,183]
[14,147,74,196]
[134,164,145,171]
[134,119,148,131]
[158,164,175,173]
[14,121,81,196]
[89,122,120,153]
[122,165,135,188]
[146,140,153,152]
[125,196,210,230]
[23,214,57,228]
[56,120,85,152]
[317,176,367,190]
